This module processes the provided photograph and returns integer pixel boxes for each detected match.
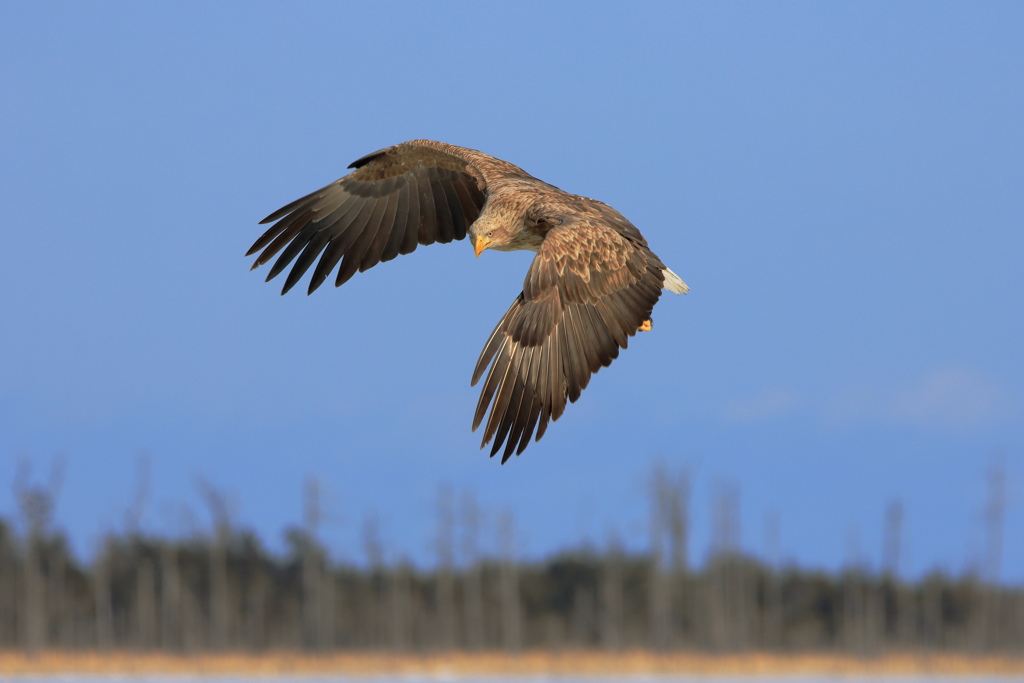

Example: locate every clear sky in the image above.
[2,2,1022,578]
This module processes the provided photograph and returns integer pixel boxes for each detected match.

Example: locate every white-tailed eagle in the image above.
[248,140,688,462]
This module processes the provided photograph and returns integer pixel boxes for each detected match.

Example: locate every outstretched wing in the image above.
[248,140,530,294]
[471,218,667,462]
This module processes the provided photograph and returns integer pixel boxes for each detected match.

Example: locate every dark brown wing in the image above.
[248,140,531,294]
[471,218,667,462]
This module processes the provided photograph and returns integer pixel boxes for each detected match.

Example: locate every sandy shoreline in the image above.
[2,650,1024,678]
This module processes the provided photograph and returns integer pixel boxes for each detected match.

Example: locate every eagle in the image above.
[248,140,688,462]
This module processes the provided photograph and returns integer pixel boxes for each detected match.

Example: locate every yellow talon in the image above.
[638,319,652,332]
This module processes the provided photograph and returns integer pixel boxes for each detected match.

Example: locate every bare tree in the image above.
[302,477,333,650]
[47,539,68,648]
[179,560,203,653]
[883,499,915,648]
[434,484,456,650]
[763,511,783,649]
[362,514,386,648]
[648,464,671,649]
[667,468,690,647]
[645,464,692,649]
[599,531,624,649]
[0,521,17,647]
[123,456,157,649]
[984,459,1006,585]
[7,456,1024,655]
[93,537,114,651]
[388,558,412,652]
[461,491,485,650]
[197,479,232,649]
[972,459,1007,650]
[244,559,269,651]
[123,454,150,534]
[498,510,521,651]
[134,556,157,649]
[709,480,744,650]
[159,538,181,651]
[882,499,903,578]
[842,529,867,654]
[14,458,64,654]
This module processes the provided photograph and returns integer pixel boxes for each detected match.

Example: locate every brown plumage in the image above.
[248,140,688,462]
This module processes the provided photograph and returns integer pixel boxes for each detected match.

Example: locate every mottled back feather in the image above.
[471,218,667,461]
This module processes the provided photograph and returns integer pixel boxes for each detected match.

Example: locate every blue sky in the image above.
[2,2,1022,577]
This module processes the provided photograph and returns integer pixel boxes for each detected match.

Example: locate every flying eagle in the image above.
[248,140,688,462]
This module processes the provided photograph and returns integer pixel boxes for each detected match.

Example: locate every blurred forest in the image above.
[2,460,1020,655]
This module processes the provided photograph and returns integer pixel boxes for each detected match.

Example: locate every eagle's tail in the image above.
[662,267,689,294]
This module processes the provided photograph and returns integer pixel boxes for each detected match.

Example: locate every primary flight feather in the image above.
[248,140,688,463]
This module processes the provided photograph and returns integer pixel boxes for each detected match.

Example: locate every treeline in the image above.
[1,461,1020,654]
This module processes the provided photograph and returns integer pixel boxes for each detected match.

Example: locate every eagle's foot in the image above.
[637,319,652,332]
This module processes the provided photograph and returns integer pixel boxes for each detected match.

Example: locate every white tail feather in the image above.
[662,267,689,294]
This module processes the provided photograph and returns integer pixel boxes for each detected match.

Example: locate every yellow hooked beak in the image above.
[471,233,492,258]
